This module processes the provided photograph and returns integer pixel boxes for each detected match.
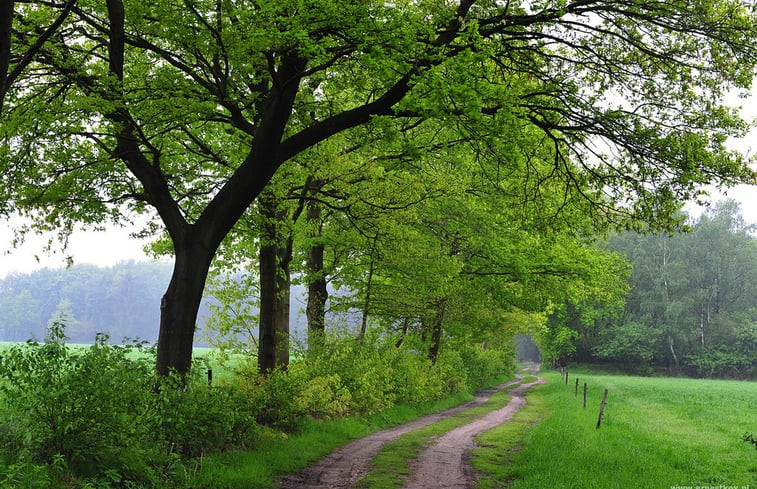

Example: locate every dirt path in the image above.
[401,375,544,489]
[279,366,541,489]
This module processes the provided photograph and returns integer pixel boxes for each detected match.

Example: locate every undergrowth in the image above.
[0,324,515,488]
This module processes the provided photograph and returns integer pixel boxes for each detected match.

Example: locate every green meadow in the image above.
[474,369,757,489]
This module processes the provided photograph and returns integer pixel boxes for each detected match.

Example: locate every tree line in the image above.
[0,261,174,343]
[544,201,757,378]
[1,1,755,376]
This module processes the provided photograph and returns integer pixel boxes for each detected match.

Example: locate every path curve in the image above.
[278,369,534,489]
[402,373,544,489]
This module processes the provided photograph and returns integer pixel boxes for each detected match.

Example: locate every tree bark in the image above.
[156,240,214,377]
[359,238,378,340]
[275,239,292,369]
[306,242,326,339]
[258,236,278,375]
[668,336,679,368]
[305,199,327,348]
[395,317,410,348]
[0,0,13,114]
[258,193,292,374]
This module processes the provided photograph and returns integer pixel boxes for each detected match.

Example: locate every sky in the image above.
[0,95,755,280]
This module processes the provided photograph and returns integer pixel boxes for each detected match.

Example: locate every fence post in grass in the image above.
[575,378,579,397]
[207,368,213,386]
[596,388,609,428]
[583,382,587,408]
[565,369,569,385]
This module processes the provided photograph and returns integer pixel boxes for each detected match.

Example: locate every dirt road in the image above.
[401,376,544,489]
[279,366,542,489]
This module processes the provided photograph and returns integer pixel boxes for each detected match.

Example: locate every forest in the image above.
[549,201,757,378]
[1,0,756,487]
[0,261,174,343]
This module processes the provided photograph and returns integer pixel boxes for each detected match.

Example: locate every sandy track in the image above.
[401,376,544,489]
[278,373,529,489]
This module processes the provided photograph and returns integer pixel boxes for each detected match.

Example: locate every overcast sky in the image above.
[0,93,755,280]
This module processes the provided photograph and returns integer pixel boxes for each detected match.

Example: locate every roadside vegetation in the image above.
[0,324,514,488]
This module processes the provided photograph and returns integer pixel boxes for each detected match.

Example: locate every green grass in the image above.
[189,375,519,489]
[473,370,757,489]
[472,379,548,489]
[356,376,538,489]
[0,341,238,378]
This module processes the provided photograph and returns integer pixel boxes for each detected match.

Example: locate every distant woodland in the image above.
[1,203,754,378]
[0,261,175,343]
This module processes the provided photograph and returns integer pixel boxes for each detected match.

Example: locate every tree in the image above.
[1,0,755,375]
[573,200,757,375]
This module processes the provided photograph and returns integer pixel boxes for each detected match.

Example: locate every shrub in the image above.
[233,359,306,429]
[434,349,469,395]
[457,344,514,389]
[683,347,757,379]
[292,372,352,419]
[0,325,264,488]
[156,373,260,458]
[0,324,160,486]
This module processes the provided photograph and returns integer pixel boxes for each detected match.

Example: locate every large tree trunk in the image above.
[305,201,327,348]
[258,237,278,375]
[258,193,292,374]
[359,245,377,340]
[0,0,13,115]
[275,240,292,369]
[156,241,214,377]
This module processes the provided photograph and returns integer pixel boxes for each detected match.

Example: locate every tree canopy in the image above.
[1,0,755,374]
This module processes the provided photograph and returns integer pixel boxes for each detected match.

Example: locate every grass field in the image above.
[473,369,757,489]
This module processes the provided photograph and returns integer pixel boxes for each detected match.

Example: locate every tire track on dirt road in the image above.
[401,374,544,489]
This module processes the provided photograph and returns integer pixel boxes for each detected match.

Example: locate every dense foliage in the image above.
[550,201,757,378]
[1,0,754,375]
[0,324,513,487]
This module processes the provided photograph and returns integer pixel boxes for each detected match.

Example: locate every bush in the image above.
[683,347,757,379]
[292,372,352,419]
[0,325,263,488]
[156,373,260,458]
[457,344,514,389]
[0,324,161,486]
[434,349,469,394]
[295,335,398,416]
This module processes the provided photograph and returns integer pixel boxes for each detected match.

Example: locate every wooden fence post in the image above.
[596,388,609,428]
[207,368,213,386]
[583,382,587,408]
[574,378,579,397]
[565,369,569,385]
